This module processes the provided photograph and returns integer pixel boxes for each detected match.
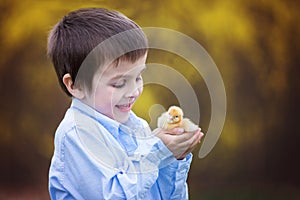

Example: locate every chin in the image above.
[113,110,130,124]
[116,116,130,124]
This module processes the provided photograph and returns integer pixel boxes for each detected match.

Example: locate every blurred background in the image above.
[0,0,299,199]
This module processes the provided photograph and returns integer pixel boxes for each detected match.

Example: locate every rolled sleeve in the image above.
[157,153,193,200]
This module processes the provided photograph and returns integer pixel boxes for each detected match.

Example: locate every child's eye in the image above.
[136,75,142,82]
[112,80,126,88]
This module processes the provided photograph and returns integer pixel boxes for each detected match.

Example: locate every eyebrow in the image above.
[110,66,147,81]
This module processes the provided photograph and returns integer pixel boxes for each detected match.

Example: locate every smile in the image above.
[115,101,134,112]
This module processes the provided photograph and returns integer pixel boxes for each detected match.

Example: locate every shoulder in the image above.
[54,108,109,147]
[52,107,123,165]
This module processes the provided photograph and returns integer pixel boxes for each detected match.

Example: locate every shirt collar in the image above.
[70,98,144,139]
[70,98,120,138]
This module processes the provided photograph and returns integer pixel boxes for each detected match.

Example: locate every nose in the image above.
[125,88,140,99]
[125,81,142,99]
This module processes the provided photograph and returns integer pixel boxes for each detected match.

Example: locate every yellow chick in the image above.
[157,106,199,132]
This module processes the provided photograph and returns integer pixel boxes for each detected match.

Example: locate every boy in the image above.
[48,8,202,199]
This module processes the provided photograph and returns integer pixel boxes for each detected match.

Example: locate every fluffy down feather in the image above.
[157,106,199,132]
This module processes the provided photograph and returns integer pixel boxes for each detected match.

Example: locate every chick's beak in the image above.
[167,115,174,123]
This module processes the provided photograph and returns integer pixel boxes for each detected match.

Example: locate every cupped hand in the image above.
[153,127,204,160]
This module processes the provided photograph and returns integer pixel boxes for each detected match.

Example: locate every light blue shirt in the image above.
[49,98,193,200]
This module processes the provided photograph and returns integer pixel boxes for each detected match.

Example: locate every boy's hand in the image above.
[153,128,204,160]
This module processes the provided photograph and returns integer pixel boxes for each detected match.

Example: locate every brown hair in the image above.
[47,8,148,96]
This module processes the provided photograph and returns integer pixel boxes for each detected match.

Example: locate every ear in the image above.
[62,73,85,99]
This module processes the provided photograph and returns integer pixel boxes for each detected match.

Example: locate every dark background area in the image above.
[0,0,299,199]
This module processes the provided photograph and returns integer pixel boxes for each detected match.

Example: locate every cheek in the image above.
[94,86,114,106]
[138,86,143,96]
[137,80,144,95]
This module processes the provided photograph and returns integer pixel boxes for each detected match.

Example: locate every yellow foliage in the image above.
[0,0,299,196]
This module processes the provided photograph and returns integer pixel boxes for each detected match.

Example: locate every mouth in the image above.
[115,100,135,112]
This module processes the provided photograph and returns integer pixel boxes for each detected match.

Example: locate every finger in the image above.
[190,129,204,143]
[172,134,190,144]
[184,127,201,133]
[173,132,198,150]
[153,127,184,136]
[191,133,202,149]
[152,128,169,136]
[199,131,204,141]
[181,131,202,155]
[167,127,184,135]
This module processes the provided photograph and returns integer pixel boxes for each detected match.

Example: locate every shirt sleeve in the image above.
[49,115,175,200]
[156,153,193,200]
[137,117,193,199]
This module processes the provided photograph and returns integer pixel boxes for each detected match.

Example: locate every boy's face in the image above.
[83,54,147,123]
